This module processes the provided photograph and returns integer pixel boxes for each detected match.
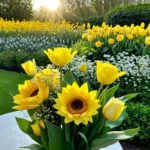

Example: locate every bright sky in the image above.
[33,0,60,10]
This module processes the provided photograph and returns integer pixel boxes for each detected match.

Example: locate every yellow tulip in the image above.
[145,36,150,45]
[140,22,145,29]
[116,34,124,42]
[82,33,87,39]
[31,122,41,136]
[21,59,36,76]
[96,61,126,85]
[79,63,87,72]
[44,48,77,67]
[127,34,134,40]
[103,97,126,121]
[87,23,91,28]
[139,29,146,36]
[108,38,115,44]
[95,41,102,48]
[39,120,45,129]
[88,35,93,42]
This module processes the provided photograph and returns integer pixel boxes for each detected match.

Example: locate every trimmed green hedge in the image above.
[116,102,150,146]
[104,3,150,27]
[0,50,49,72]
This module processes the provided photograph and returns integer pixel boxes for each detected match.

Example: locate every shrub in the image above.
[104,3,150,27]
[116,102,150,146]
[0,50,50,72]
[83,17,103,27]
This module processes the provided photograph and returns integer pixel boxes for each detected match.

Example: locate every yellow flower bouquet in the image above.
[13,47,139,150]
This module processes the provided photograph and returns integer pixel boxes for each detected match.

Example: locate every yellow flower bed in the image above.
[0,18,84,37]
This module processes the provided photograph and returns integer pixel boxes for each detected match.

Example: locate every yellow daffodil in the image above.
[108,38,115,44]
[79,63,87,72]
[95,41,102,48]
[103,97,126,121]
[44,48,77,67]
[116,34,124,42]
[21,59,36,76]
[31,122,41,136]
[53,82,101,125]
[145,36,150,45]
[96,61,126,85]
[13,80,49,110]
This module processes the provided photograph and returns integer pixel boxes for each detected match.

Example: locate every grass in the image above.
[0,70,30,115]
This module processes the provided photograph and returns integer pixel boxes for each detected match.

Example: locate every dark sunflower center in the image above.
[30,89,39,97]
[71,99,83,111]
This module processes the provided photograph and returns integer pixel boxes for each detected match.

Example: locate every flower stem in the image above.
[83,72,86,82]
[60,67,63,90]
[97,118,107,135]
[96,84,103,98]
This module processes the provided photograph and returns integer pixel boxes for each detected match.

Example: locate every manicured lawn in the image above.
[0,70,30,115]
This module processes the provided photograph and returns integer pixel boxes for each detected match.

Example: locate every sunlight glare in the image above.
[34,0,60,11]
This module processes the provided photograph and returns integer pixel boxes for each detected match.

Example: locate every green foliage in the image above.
[0,70,30,115]
[72,40,92,56]
[0,50,49,72]
[90,128,140,150]
[117,102,150,146]
[0,0,33,21]
[23,144,46,150]
[104,3,150,27]
[16,117,42,144]
[83,17,103,27]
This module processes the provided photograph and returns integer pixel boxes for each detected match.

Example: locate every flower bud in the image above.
[80,63,87,72]
[31,122,41,136]
[39,120,45,129]
[103,97,126,121]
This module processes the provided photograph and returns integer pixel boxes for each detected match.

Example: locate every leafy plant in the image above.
[116,102,150,146]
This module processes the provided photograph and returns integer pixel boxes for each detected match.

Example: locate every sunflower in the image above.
[53,82,100,125]
[13,80,49,110]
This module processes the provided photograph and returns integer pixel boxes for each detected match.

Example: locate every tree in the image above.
[0,0,33,21]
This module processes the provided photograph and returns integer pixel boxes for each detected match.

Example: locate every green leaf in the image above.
[105,108,126,129]
[16,117,42,145]
[81,47,88,51]
[63,70,75,87]
[22,144,45,150]
[102,47,109,53]
[118,93,138,102]
[40,128,49,150]
[0,70,30,115]
[64,123,72,145]
[78,132,89,150]
[90,128,140,150]
[99,84,119,105]
[46,121,71,150]
[28,109,36,118]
